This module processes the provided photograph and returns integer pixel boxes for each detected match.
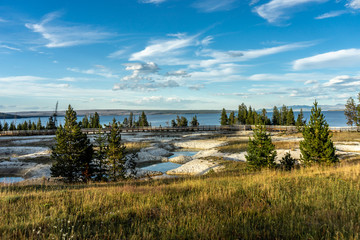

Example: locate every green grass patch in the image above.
[217,140,248,153]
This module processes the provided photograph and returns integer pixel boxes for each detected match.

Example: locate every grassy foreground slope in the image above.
[1,161,360,239]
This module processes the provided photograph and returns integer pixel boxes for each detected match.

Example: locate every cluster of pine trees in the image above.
[51,105,135,182]
[170,115,199,127]
[0,117,57,132]
[221,103,306,127]
[246,101,338,170]
[121,111,150,128]
[80,112,101,129]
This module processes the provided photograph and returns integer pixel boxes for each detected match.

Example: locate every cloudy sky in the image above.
[1,0,360,111]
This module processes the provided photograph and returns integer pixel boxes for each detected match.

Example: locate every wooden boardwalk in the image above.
[0,125,359,136]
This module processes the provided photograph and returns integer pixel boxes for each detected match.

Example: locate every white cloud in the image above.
[315,10,348,19]
[0,17,7,22]
[347,0,360,9]
[0,76,46,82]
[25,11,114,48]
[248,73,328,82]
[0,44,21,51]
[141,0,167,4]
[293,48,360,70]
[67,66,119,78]
[323,75,360,87]
[108,49,127,59]
[166,70,190,77]
[114,62,182,91]
[192,0,237,12]
[113,80,180,91]
[198,42,313,67]
[124,62,160,74]
[254,0,328,23]
[130,34,199,61]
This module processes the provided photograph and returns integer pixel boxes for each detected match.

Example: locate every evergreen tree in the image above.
[344,96,360,126]
[220,108,228,125]
[238,103,248,124]
[180,116,188,127]
[229,111,236,125]
[260,108,271,125]
[286,108,295,126]
[93,129,108,181]
[107,120,126,181]
[36,118,43,130]
[280,105,288,125]
[47,116,56,129]
[30,122,36,130]
[90,112,101,128]
[22,121,28,130]
[129,112,134,127]
[9,122,16,131]
[0,122,2,131]
[139,111,149,127]
[300,101,338,165]
[190,115,199,127]
[17,123,22,130]
[272,106,280,125]
[50,105,94,182]
[82,115,90,128]
[171,119,177,127]
[3,122,9,131]
[280,152,296,171]
[296,109,306,128]
[123,117,129,127]
[245,124,277,169]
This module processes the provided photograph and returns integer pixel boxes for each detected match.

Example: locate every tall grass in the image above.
[1,161,360,239]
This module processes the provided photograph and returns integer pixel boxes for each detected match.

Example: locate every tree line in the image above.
[220,103,306,127]
[170,115,199,127]
[0,117,57,132]
[51,105,136,182]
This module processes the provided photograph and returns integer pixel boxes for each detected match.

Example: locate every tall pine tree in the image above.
[220,108,228,125]
[246,124,277,169]
[300,101,338,165]
[296,108,306,128]
[286,108,295,126]
[107,120,126,181]
[272,106,281,125]
[228,111,236,125]
[50,105,94,182]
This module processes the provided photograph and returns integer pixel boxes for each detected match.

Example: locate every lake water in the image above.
[141,162,181,173]
[1,111,349,127]
[140,151,197,173]
[0,177,24,183]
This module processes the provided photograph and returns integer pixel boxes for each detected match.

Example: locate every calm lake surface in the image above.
[0,177,24,183]
[2,111,348,127]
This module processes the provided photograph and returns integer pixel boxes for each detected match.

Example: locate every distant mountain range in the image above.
[268,104,344,112]
[0,112,23,119]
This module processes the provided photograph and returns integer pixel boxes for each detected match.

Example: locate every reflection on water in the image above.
[0,177,24,183]
[141,162,181,172]
[140,151,197,172]
[170,151,197,158]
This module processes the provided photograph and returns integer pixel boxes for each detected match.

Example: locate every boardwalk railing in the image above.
[1,125,359,136]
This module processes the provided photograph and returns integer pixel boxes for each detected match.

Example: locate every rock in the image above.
[136,169,163,178]
[136,146,171,163]
[168,155,193,164]
[166,159,222,175]
[174,140,225,150]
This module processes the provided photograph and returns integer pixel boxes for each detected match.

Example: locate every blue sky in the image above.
[1,0,360,111]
